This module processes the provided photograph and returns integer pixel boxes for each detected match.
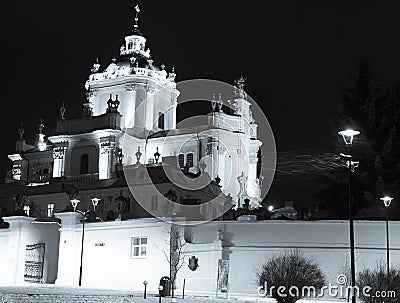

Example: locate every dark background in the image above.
[1,0,400,208]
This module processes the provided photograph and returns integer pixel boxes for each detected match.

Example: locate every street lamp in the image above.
[380,196,393,281]
[70,197,100,286]
[154,147,161,164]
[338,129,360,303]
[91,198,101,211]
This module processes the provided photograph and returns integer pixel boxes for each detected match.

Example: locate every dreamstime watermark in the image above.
[257,274,396,299]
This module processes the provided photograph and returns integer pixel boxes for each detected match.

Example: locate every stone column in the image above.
[98,141,115,180]
[55,212,82,286]
[52,144,67,178]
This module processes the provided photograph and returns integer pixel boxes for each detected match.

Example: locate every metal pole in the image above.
[347,145,356,303]
[385,206,390,283]
[144,284,147,299]
[79,214,85,286]
[182,278,185,299]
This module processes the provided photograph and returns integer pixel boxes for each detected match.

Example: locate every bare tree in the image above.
[358,262,400,303]
[159,224,193,298]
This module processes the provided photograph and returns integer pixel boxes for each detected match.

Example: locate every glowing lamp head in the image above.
[38,142,47,151]
[70,199,80,211]
[91,198,101,210]
[338,129,360,145]
[268,205,274,212]
[380,196,393,207]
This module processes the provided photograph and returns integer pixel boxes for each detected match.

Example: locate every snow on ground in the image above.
[0,285,344,303]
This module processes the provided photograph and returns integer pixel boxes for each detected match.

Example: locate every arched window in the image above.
[186,153,194,167]
[178,154,184,168]
[80,154,89,174]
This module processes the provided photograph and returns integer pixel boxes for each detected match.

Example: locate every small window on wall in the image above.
[47,203,54,217]
[178,154,184,168]
[186,153,194,167]
[80,154,89,174]
[131,237,148,258]
[158,112,165,130]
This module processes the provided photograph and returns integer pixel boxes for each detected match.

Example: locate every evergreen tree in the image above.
[318,58,400,218]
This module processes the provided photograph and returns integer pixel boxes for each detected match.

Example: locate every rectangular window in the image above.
[131,237,148,258]
[178,154,184,168]
[186,153,194,167]
[158,112,165,129]
[47,204,54,217]
[151,196,158,210]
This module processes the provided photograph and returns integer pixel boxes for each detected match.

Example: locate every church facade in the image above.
[3,5,262,222]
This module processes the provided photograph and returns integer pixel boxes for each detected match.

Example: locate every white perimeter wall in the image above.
[0,216,60,286]
[1,215,399,299]
[179,220,400,298]
[55,213,171,292]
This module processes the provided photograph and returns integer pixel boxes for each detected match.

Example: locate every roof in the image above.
[0,165,220,199]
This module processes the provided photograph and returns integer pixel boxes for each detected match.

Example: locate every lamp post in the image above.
[143,280,148,299]
[70,197,100,286]
[338,129,360,303]
[158,285,163,303]
[380,196,393,281]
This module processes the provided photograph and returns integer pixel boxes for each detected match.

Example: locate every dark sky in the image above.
[1,0,400,206]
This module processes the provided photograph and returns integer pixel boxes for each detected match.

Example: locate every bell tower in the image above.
[84,4,179,134]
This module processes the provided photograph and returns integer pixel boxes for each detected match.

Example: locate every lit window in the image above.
[131,237,148,258]
[186,153,194,167]
[47,203,54,217]
[23,205,30,216]
[151,196,158,210]
[178,154,184,168]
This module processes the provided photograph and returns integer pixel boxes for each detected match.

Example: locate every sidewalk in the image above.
[0,285,267,303]
[0,285,344,303]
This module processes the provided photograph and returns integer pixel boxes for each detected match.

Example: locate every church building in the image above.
[2,5,263,223]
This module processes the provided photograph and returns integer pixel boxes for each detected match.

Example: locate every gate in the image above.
[24,242,45,283]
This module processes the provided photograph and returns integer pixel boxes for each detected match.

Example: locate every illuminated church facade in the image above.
[4,6,262,220]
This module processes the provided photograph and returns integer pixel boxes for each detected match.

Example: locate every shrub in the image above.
[357,262,400,303]
[256,249,325,303]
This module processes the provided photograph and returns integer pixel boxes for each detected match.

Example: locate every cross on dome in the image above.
[132,4,142,36]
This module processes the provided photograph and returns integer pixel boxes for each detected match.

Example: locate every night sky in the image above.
[1,0,400,207]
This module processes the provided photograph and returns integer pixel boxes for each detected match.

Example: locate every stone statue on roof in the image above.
[59,101,66,120]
